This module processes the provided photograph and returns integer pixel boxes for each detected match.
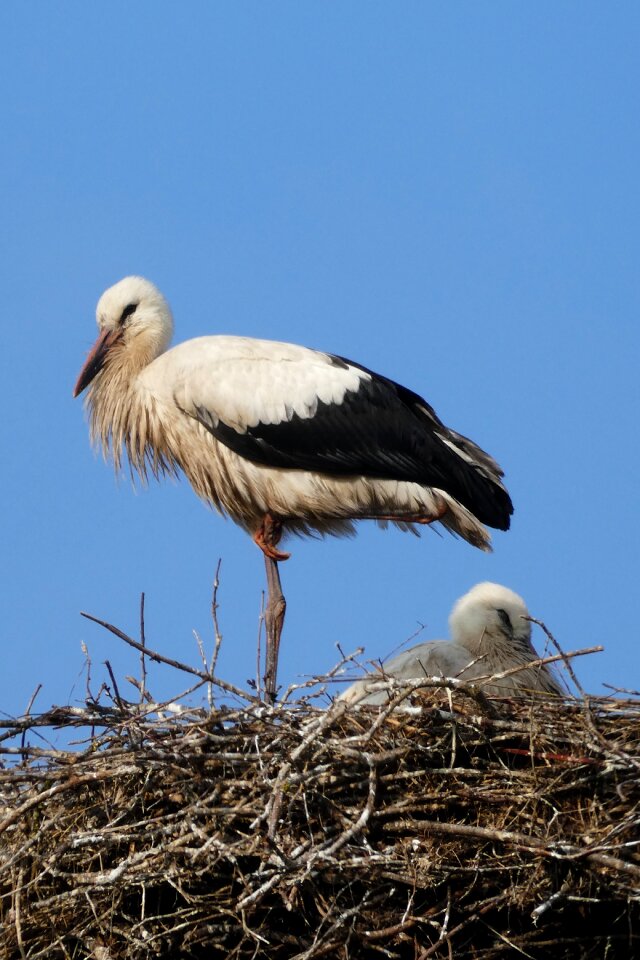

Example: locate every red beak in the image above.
[73,329,120,397]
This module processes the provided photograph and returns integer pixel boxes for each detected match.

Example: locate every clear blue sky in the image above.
[1,3,638,721]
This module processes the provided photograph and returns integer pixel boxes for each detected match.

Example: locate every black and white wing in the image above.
[161,335,512,530]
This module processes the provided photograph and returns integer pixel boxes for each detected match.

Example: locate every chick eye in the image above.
[497,608,512,631]
[120,303,138,324]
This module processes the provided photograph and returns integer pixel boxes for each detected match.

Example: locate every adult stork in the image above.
[73,277,513,702]
[340,582,563,704]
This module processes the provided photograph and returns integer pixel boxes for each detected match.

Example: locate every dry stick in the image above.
[79,611,260,704]
[482,920,539,958]
[103,659,146,748]
[13,865,27,960]
[104,657,147,748]
[0,676,207,745]
[346,646,601,709]
[525,620,640,775]
[579,694,640,773]
[472,646,603,689]
[279,648,366,705]
[19,684,42,761]
[543,628,640,775]
[193,628,212,710]
[531,880,572,921]
[527,617,587,696]
[340,645,602,728]
[417,893,511,960]
[236,869,283,911]
[396,818,640,882]
[0,815,61,878]
[139,592,147,705]
[0,769,138,836]
[123,677,211,728]
[253,700,350,837]
[303,758,377,867]
[343,675,501,743]
[210,558,224,678]
[197,560,225,710]
[104,661,125,711]
[335,640,371,677]
[293,891,385,960]
[81,640,93,706]
[362,916,419,942]
[602,682,640,696]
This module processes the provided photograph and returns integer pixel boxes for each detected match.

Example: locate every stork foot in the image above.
[254,513,291,561]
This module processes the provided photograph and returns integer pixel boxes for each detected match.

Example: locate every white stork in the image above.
[340,582,563,704]
[73,277,513,701]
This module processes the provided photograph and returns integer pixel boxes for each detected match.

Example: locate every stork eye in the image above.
[120,303,138,324]
[497,608,512,631]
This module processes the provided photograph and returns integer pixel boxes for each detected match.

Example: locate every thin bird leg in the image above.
[263,554,286,705]
[253,513,291,561]
[254,513,288,703]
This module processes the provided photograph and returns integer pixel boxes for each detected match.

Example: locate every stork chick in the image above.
[340,582,563,704]
[74,277,513,702]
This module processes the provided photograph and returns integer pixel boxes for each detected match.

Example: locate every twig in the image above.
[0,770,138,836]
[13,865,27,960]
[80,611,259,704]
[210,558,224,678]
[393,818,640,881]
[258,700,349,838]
[2,632,639,959]
[532,880,571,921]
[475,646,603,689]
[304,757,377,865]
[279,647,365,705]
[139,592,147,705]
[104,661,125,712]
[19,685,42,761]
[417,894,513,959]
[526,617,587,695]
[194,630,211,710]
[341,674,500,736]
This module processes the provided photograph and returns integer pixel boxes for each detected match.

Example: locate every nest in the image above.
[1,610,639,959]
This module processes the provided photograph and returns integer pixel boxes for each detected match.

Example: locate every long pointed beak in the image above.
[73,329,120,397]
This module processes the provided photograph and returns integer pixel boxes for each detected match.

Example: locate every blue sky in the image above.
[1,3,638,722]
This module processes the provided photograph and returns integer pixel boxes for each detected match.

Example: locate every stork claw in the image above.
[258,541,291,562]
[253,514,291,562]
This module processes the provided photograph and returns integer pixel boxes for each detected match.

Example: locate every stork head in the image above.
[448,582,531,655]
[73,276,174,397]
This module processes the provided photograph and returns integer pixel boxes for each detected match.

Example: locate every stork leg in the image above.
[254,514,288,703]
[263,554,286,704]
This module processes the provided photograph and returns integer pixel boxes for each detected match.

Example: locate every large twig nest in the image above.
[1,627,639,958]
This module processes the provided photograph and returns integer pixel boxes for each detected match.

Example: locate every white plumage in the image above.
[74,276,513,551]
[74,277,514,699]
[340,582,563,703]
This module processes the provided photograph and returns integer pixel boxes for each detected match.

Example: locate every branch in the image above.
[80,611,259,704]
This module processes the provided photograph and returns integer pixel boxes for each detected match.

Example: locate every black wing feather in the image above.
[192,357,513,531]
